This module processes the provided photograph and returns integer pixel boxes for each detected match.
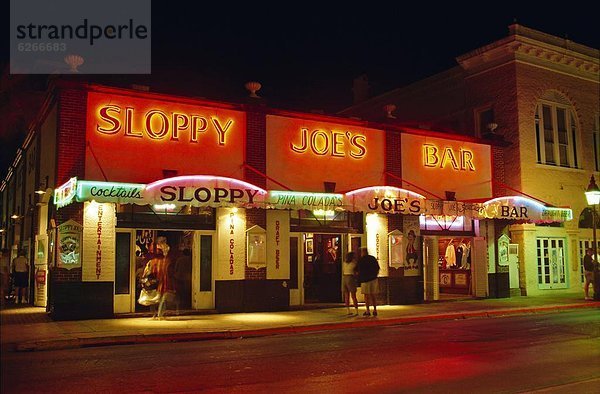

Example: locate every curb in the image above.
[11,302,600,352]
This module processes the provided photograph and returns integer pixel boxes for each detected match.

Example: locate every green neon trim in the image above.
[269,190,344,198]
[54,177,77,208]
[76,180,146,202]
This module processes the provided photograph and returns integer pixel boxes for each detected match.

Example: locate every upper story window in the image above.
[534,91,579,168]
[594,114,600,171]
[475,106,494,136]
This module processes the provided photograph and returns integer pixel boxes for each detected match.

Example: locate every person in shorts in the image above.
[342,252,359,315]
[357,247,380,317]
[11,251,29,304]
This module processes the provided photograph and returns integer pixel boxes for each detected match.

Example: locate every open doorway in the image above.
[134,230,193,312]
[437,237,473,300]
[303,234,342,303]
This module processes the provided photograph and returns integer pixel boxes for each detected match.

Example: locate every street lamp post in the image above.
[584,175,600,301]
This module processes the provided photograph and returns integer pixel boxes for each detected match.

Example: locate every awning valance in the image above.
[54,177,573,223]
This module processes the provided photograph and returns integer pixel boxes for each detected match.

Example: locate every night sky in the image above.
[1,3,598,176]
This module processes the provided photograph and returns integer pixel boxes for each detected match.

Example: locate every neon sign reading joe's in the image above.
[290,128,367,159]
[95,105,235,144]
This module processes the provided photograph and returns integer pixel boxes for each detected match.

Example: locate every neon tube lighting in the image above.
[346,185,425,199]
[483,195,546,210]
[270,190,344,198]
[145,175,267,194]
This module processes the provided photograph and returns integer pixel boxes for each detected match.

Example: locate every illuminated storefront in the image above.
[3,81,572,319]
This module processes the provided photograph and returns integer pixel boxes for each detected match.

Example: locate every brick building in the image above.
[341,24,599,296]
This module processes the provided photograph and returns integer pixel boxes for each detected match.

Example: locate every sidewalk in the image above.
[1,293,598,352]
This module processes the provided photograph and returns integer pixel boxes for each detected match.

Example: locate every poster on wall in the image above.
[57,220,82,270]
[82,202,116,282]
[366,213,388,277]
[403,215,422,277]
[266,210,290,280]
[388,230,404,268]
[247,227,267,269]
[216,208,246,280]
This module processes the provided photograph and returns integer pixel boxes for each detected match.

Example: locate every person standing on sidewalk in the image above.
[342,251,359,315]
[583,248,595,300]
[11,251,29,304]
[357,247,380,317]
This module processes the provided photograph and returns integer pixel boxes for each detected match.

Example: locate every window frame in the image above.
[474,105,495,137]
[594,114,600,172]
[535,100,579,168]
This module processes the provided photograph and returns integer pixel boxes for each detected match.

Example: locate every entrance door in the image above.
[536,238,567,289]
[303,233,342,303]
[194,232,214,309]
[508,243,519,289]
[115,229,134,313]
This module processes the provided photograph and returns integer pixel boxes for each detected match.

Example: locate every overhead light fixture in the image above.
[35,189,46,195]
[11,214,20,219]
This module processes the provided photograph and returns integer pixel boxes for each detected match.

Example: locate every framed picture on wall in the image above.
[305,239,314,255]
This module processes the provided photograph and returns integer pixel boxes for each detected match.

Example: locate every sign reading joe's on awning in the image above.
[346,186,426,215]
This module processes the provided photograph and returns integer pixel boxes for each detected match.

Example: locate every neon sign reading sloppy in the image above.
[423,144,475,171]
[290,128,367,159]
[96,105,234,145]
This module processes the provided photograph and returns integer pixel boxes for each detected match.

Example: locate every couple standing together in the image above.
[342,247,380,317]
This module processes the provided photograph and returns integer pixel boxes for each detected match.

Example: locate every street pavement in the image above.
[1,292,598,352]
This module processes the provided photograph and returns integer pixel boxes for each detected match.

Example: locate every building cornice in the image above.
[457,25,599,81]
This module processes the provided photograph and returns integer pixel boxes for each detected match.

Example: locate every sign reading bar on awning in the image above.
[346,186,426,215]
[478,196,572,222]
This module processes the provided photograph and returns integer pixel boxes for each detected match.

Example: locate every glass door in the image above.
[194,232,214,309]
[537,238,567,289]
[115,229,134,313]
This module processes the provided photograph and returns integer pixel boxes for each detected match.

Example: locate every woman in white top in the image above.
[342,252,359,315]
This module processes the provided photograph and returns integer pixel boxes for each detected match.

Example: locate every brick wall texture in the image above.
[54,88,87,283]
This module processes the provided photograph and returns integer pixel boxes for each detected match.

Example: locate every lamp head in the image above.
[585,175,600,205]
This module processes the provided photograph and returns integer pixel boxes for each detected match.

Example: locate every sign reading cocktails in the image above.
[77,181,145,205]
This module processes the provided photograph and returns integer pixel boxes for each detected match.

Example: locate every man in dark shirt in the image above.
[357,247,380,316]
[583,248,594,300]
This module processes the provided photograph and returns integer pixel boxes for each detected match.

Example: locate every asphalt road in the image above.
[2,310,599,393]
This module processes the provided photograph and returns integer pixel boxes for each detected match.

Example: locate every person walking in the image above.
[155,237,176,320]
[357,247,380,317]
[583,248,595,300]
[11,251,29,304]
[342,251,359,315]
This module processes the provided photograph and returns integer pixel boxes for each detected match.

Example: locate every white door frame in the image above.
[193,230,216,309]
[289,233,302,306]
[114,228,136,314]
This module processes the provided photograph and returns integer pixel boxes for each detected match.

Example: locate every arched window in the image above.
[534,91,579,168]
[578,207,600,229]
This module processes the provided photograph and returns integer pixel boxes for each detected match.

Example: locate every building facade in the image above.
[342,24,599,297]
[0,76,573,319]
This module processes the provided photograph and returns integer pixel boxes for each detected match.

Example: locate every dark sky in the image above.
[1,3,598,176]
